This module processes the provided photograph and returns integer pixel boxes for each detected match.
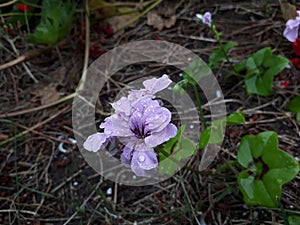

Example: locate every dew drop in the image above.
[139,155,145,162]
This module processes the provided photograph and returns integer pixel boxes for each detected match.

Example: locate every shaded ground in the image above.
[0,0,300,224]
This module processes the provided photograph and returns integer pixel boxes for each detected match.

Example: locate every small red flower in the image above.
[292,37,300,56]
[290,58,300,69]
[16,4,29,12]
[279,80,290,88]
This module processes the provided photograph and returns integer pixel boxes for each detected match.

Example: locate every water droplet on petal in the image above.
[139,155,145,162]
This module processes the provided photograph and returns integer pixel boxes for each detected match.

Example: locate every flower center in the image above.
[130,121,151,139]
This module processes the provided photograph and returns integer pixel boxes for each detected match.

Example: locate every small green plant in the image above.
[237,131,299,208]
[196,12,237,69]
[27,0,75,45]
[287,95,300,125]
[234,47,289,96]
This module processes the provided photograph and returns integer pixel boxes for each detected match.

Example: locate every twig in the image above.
[63,180,102,225]
[0,106,69,146]
[0,33,78,71]
[77,0,90,91]
[0,0,18,8]
[0,92,75,118]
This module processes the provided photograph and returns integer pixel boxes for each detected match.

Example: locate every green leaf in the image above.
[287,96,300,125]
[289,215,300,225]
[199,119,225,149]
[236,47,289,96]
[27,0,75,45]
[159,126,196,176]
[208,41,237,69]
[226,112,245,125]
[237,131,299,207]
[287,96,300,113]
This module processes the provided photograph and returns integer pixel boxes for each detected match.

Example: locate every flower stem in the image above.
[192,83,207,128]
[211,24,236,72]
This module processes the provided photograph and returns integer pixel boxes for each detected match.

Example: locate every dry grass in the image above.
[0,1,299,224]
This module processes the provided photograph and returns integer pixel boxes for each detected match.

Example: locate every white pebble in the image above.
[73,181,79,186]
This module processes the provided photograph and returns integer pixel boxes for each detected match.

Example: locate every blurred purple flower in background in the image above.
[283,11,300,42]
[196,12,212,27]
[83,75,177,177]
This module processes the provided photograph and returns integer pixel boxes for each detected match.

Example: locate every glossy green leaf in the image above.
[237,131,299,207]
[27,0,75,45]
[226,112,245,125]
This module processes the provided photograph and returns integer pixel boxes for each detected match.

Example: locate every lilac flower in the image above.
[283,11,300,42]
[83,75,177,176]
[196,12,212,27]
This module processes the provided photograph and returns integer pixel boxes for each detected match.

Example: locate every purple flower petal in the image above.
[111,96,131,116]
[145,107,171,133]
[142,74,172,94]
[145,123,177,148]
[131,149,158,171]
[109,114,132,137]
[283,19,300,42]
[120,146,133,167]
[83,132,107,152]
[203,12,212,26]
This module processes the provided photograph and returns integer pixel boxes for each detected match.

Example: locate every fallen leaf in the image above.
[164,15,176,28]
[31,83,62,105]
[107,12,139,35]
[147,12,176,31]
[280,2,297,21]
[147,12,164,30]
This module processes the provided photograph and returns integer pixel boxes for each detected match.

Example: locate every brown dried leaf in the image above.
[147,12,176,31]
[147,12,164,31]
[107,12,139,35]
[280,2,297,21]
[164,15,176,28]
[31,83,62,105]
